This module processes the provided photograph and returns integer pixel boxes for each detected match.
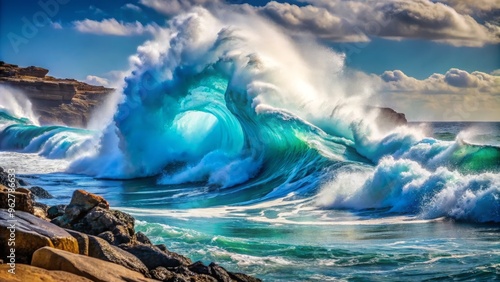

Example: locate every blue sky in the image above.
[0,0,499,120]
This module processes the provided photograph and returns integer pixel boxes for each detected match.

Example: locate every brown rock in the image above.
[0,264,92,282]
[65,229,90,256]
[87,234,150,276]
[52,190,109,227]
[0,184,34,213]
[31,247,158,282]
[0,210,79,263]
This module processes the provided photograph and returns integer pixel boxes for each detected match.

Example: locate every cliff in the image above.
[0,61,114,127]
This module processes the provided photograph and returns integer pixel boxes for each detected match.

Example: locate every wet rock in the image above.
[47,204,66,219]
[136,231,153,245]
[31,247,157,282]
[209,263,232,282]
[30,186,54,199]
[189,261,212,276]
[228,272,262,282]
[0,210,79,263]
[120,243,192,270]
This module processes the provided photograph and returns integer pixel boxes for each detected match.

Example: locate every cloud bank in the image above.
[73,18,159,36]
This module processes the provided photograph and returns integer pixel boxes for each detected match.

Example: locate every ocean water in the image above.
[1,7,499,281]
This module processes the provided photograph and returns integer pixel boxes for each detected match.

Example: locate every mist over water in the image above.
[0,6,499,281]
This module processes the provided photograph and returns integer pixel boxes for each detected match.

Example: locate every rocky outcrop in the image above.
[0,61,114,127]
[29,186,54,199]
[0,185,34,214]
[0,210,79,263]
[31,247,157,282]
[0,264,93,282]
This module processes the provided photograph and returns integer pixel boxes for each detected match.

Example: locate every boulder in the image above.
[150,266,189,281]
[193,275,218,282]
[0,210,79,263]
[65,229,89,256]
[30,186,54,199]
[136,231,153,245]
[189,261,212,276]
[31,247,158,282]
[62,207,135,244]
[209,263,232,282]
[0,168,20,188]
[0,264,93,282]
[52,190,109,227]
[120,243,192,270]
[228,273,262,282]
[47,204,66,219]
[87,235,150,276]
[0,184,34,213]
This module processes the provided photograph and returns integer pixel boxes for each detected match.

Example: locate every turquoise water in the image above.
[4,158,499,281]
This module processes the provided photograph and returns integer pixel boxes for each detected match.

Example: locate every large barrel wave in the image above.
[0,8,498,223]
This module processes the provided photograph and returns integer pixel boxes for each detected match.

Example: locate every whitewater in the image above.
[0,7,499,281]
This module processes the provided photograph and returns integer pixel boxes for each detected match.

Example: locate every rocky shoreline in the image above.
[0,167,261,282]
[0,61,114,127]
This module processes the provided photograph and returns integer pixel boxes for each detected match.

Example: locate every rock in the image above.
[369,107,407,132]
[87,235,150,276]
[98,231,115,244]
[156,244,169,252]
[0,168,20,188]
[17,66,49,78]
[228,273,262,282]
[0,184,34,213]
[34,202,49,219]
[120,243,192,270]
[192,275,218,282]
[136,231,153,245]
[0,263,93,282]
[0,62,114,127]
[65,229,89,256]
[47,204,66,219]
[209,263,232,282]
[30,186,54,199]
[18,178,28,186]
[189,261,212,276]
[0,210,79,263]
[59,207,135,245]
[52,190,109,227]
[69,189,109,211]
[150,266,183,281]
[31,247,157,282]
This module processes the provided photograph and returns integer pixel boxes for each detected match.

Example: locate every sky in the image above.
[0,0,499,121]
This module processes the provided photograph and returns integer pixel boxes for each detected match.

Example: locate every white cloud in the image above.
[73,18,159,36]
[122,3,142,12]
[51,21,63,30]
[375,68,500,121]
[261,0,500,47]
[85,75,109,86]
[380,68,500,94]
[139,0,219,16]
